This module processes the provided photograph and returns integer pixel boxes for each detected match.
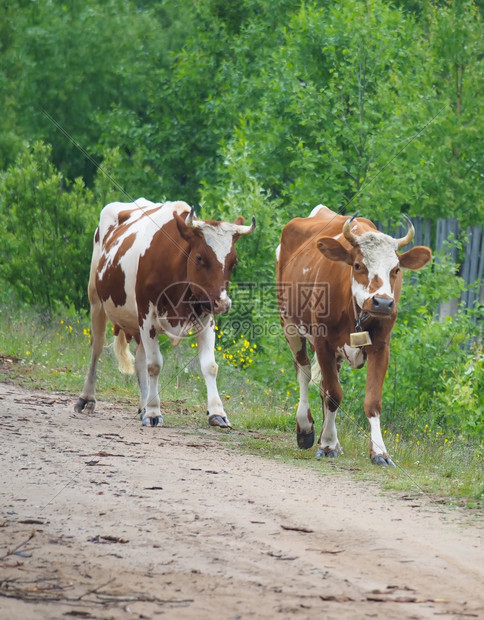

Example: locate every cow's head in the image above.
[174,208,255,314]
[317,214,432,318]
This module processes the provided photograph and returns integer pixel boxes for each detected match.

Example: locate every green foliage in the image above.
[385,308,483,435]
[0,142,97,310]
[1,0,482,225]
[438,344,484,438]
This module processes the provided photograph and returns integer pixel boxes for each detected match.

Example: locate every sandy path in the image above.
[0,382,482,619]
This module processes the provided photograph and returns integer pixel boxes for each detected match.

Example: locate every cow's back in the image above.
[277,206,345,277]
[97,199,190,248]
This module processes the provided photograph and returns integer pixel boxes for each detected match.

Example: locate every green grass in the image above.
[0,303,482,512]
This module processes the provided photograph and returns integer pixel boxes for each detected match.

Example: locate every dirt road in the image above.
[0,382,482,619]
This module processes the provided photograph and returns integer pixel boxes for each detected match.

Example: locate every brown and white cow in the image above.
[75,198,255,427]
[276,205,431,465]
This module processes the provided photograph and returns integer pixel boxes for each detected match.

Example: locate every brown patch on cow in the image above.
[139,206,163,221]
[149,325,157,339]
[135,219,193,326]
[293,337,310,368]
[295,347,310,367]
[307,408,314,424]
[369,275,383,293]
[118,206,162,226]
[97,262,127,306]
[117,210,133,225]
[116,232,137,261]
[113,324,121,336]
[94,228,100,243]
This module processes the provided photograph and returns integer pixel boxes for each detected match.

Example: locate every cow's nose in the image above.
[213,296,232,314]
[372,296,394,314]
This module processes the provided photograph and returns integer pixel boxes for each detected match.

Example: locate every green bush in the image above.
[0,142,97,311]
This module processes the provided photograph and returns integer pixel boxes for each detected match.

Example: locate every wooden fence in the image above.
[379,218,484,315]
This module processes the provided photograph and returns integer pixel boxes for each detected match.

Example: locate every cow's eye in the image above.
[195,254,204,266]
[395,267,400,274]
[354,263,361,271]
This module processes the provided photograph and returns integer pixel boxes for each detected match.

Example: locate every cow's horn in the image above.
[185,207,202,229]
[235,216,256,236]
[342,212,359,246]
[396,215,415,249]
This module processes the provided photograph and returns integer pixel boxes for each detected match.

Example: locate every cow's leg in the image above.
[283,322,314,448]
[365,346,395,466]
[134,341,149,422]
[196,318,231,428]
[75,298,107,414]
[316,350,343,459]
[137,326,164,427]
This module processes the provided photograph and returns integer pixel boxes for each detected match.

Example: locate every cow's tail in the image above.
[113,330,135,375]
[310,356,321,385]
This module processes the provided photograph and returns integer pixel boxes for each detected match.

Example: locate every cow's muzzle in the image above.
[369,295,394,316]
[213,296,232,315]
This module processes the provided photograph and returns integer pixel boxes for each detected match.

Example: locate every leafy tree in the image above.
[0,142,96,310]
[0,0,482,314]
[0,0,192,188]
[358,0,483,225]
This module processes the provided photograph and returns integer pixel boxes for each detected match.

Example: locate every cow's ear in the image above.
[174,211,195,242]
[234,216,245,225]
[399,246,432,270]
[317,237,352,264]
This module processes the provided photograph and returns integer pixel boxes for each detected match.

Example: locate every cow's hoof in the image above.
[208,414,232,429]
[371,455,396,467]
[141,414,163,427]
[297,430,315,449]
[316,447,339,459]
[74,397,96,413]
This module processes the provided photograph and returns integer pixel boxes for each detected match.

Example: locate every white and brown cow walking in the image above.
[75,198,255,427]
[276,205,431,465]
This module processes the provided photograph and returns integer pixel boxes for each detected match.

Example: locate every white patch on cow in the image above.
[369,416,388,456]
[351,232,399,308]
[200,224,235,268]
[196,317,230,424]
[296,363,312,434]
[275,244,281,262]
[101,303,140,336]
[336,344,366,369]
[320,393,340,451]
[215,289,232,312]
[308,204,328,217]
[302,267,310,275]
